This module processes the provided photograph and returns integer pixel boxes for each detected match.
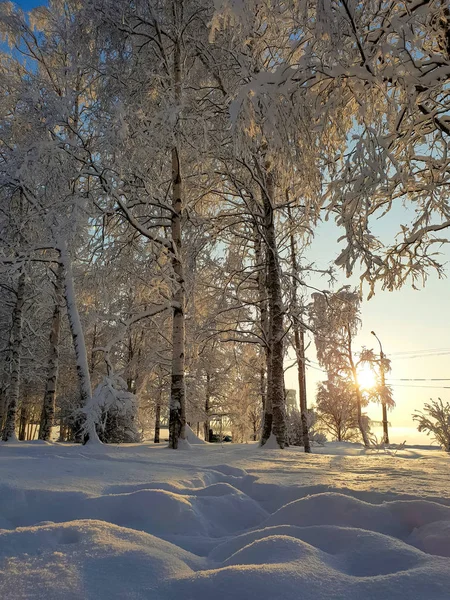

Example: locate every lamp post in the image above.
[371,331,389,445]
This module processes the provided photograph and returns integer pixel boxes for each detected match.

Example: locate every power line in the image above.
[389,351,450,361]
[389,384,450,389]
[388,347,450,356]
[387,378,450,382]
[308,347,450,364]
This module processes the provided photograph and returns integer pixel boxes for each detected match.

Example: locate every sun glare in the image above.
[357,365,377,390]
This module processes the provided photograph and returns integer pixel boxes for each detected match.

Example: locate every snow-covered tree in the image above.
[311,289,374,446]
[315,377,362,443]
[413,399,450,452]
[80,375,141,444]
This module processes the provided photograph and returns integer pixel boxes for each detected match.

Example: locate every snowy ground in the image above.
[0,440,449,599]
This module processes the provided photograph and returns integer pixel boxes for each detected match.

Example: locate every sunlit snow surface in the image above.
[0,441,449,599]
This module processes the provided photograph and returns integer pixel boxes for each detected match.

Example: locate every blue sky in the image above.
[285,217,450,444]
[10,0,45,8]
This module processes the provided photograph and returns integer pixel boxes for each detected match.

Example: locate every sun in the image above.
[357,364,377,390]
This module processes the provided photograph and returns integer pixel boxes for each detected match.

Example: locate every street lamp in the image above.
[371,331,389,445]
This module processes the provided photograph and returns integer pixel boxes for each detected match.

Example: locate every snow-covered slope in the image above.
[0,441,449,599]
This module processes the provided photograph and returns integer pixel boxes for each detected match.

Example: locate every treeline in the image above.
[0,0,448,448]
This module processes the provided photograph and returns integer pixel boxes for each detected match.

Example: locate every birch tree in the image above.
[82,0,235,448]
[0,0,103,442]
[38,263,64,440]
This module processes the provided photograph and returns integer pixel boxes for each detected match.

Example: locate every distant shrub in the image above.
[413,398,450,451]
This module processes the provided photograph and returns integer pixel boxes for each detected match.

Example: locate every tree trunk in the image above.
[59,244,100,444]
[254,232,268,393]
[254,227,269,441]
[252,417,258,441]
[2,271,26,442]
[0,387,7,432]
[260,326,273,445]
[355,390,370,447]
[260,240,272,445]
[287,207,311,453]
[168,29,186,449]
[59,417,66,442]
[296,329,311,451]
[18,401,28,441]
[260,167,286,448]
[204,372,211,442]
[39,263,64,441]
[126,334,135,393]
[154,401,161,443]
[352,365,370,447]
[89,323,97,376]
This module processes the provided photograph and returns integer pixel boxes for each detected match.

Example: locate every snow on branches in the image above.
[413,398,450,451]
[79,375,141,445]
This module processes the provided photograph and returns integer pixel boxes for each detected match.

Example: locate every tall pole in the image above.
[371,331,389,445]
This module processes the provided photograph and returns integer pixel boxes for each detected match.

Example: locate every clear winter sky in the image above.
[11,0,450,444]
[290,215,450,445]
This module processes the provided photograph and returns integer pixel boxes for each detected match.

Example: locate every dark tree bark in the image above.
[260,166,286,448]
[168,27,186,449]
[2,271,26,442]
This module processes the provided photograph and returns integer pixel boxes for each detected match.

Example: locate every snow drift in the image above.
[0,442,449,599]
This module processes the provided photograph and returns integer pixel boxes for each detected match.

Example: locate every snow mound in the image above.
[169,540,450,600]
[222,534,325,567]
[0,482,268,539]
[1,441,450,599]
[263,492,401,535]
[208,464,249,478]
[262,492,450,544]
[388,499,450,532]
[261,433,281,449]
[0,520,201,600]
[184,424,207,444]
[86,486,268,537]
[408,520,450,557]
[176,437,192,450]
[210,524,425,575]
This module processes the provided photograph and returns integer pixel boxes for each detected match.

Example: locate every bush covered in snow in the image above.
[413,398,450,452]
[286,408,326,446]
[79,375,141,444]
[315,378,369,443]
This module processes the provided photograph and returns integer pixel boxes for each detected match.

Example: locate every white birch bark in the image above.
[59,243,100,444]
[38,262,64,441]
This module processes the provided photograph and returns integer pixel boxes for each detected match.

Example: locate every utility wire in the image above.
[389,351,450,361]
[388,347,450,356]
[389,384,450,389]
[387,378,450,382]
